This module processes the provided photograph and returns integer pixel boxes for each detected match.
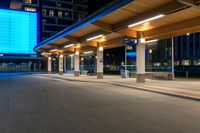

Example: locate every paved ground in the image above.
[0,73,200,133]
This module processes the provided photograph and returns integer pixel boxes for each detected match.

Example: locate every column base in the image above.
[74,71,80,77]
[48,71,52,74]
[59,71,64,75]
[97,72,103,79]
[136,74,145,83]
[172,73,175,80]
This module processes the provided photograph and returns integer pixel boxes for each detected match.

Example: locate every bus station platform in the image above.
[36,73,200,102]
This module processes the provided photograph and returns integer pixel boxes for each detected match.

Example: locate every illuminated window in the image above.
[49,10,54,16]
[42,19,46,23]
[58,11,62,17]
[77,13,85,20]
[64,12,69,17]
[194,60,200,66]
[0,9,37,54]
[24,0,32,4]
[43,9,47,16]
[182,60,190,66]
[58,3,62,7]
[25,7,36,12]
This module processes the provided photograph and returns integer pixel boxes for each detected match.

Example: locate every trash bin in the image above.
[121,70,129,78]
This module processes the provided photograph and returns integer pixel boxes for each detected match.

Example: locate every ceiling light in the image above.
[149,49,153,54]
[139,38,146,43]
[86,35,103,41]
[84,51,93,54]
[145,39,158,43]
[50,49,57,52]
[75,51,79,55]
[99,46,104,51]
[128,14,165,28]
[69,54,74,57]
[64,43,75,48]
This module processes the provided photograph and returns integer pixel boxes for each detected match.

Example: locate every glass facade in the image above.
[66,53,96,72]
[146,33,200,76]
[0,9,45,72]
[81,52,96,71]
[0,9,37,54]
[66,55,74,71]
[146,39,172,72]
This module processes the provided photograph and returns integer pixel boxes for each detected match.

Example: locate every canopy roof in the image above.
[34,0,200,55]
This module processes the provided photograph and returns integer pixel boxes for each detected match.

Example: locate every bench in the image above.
[129,72,174,80]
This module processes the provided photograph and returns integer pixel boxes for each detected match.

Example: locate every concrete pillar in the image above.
[48,57,52,74]
[64,55,67,73]
[97,46,104,79]
[136,39,145,83]
[74,51,80,76]
[59,54,64,75]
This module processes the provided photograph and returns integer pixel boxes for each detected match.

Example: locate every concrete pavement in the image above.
[37,73,200,101]
[0,73,200,133]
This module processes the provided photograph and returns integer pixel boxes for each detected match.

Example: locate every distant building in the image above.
[10,0,88,41]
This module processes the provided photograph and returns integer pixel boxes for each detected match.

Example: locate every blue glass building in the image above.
[0,9,37,54]
[0,9,45,72]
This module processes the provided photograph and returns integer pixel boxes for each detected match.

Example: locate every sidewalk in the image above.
[36,73,200,101]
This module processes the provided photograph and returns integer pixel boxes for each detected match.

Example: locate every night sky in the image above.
[0,0,11,9]
[88,0,113,13]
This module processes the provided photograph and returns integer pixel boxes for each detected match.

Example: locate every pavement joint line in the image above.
[36,74,200,102]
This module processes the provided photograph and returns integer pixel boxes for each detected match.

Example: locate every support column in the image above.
[64,55,67,73]
[48,56,52,74]
[136,38,146,83]
[97,46,104,79]
[59,54,64,75]
[74,51,80,76]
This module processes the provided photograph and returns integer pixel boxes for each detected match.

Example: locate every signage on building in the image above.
[127,46,133,50]
[121,36,138,46]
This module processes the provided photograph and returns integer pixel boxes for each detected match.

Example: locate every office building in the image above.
[10,0,88,41]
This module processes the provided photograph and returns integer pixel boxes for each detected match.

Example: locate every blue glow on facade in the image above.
[127,52,136,59]
[0,9,37,54]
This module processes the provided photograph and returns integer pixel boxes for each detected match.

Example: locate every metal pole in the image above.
[172,37,175,79]
[125,44,127,74]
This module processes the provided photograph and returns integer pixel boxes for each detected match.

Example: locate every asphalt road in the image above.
[0,73,200,133]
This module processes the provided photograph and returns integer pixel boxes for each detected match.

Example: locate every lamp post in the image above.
[172,37,175,80]
[125,44,127,76]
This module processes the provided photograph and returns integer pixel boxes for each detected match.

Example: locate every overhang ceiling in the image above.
[35,0,200,56]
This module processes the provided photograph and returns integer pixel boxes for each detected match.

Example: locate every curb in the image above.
[109,82,200,102]
[37,74,200,102]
